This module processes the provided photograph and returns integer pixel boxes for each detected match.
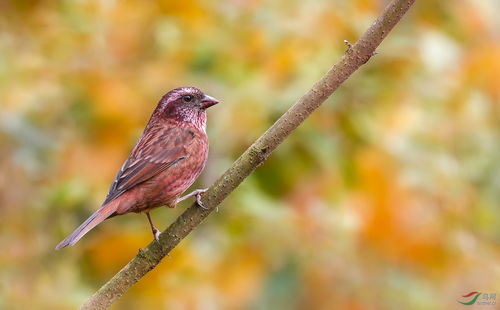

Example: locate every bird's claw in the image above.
[147,227,161,244]
[146,212,162,243]
[152,227,161,243]
[195,188,209,210]
[176,188,212,210]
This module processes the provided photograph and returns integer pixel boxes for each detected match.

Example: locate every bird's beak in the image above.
[200,94,219,109]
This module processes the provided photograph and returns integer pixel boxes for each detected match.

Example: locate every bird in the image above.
[55,86,219,250]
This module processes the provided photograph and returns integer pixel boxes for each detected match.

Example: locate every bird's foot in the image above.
[152,227,161,243]
[146,212,161,243]
[177,188,209,209]
[195,188,209,210]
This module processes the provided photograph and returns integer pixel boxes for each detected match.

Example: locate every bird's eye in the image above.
[182,95,194,102]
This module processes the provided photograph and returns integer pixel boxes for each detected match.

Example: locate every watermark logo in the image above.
[458,292,496,306]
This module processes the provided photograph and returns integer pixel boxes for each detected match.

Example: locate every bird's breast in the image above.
[136,131,208,211]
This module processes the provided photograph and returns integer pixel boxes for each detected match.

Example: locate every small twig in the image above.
[344,39,353,50]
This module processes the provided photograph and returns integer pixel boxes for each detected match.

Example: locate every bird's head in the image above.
[155,87,219,130]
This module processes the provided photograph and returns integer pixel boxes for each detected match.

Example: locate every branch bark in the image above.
[80,0,415,308]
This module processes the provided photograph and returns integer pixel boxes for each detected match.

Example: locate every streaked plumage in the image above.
[56,87,219,250]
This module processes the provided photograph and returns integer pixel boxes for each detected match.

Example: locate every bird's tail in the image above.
[55,200,119,250]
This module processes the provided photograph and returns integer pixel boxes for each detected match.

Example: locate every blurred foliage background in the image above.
[1,0,499,309]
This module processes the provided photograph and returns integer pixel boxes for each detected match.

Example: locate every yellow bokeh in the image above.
[1,1,499,309]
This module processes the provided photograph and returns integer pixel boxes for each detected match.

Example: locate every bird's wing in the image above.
[102,125,196,205]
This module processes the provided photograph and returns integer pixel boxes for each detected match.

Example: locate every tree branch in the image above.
[80,0,415,308]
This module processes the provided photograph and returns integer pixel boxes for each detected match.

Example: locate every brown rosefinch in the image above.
[56,87,219,250]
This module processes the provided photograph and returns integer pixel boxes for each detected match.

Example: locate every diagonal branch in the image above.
[80,0,416,308]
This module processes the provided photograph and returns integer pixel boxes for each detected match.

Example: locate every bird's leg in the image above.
[146,212,161,242]
[176,188,209,210]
